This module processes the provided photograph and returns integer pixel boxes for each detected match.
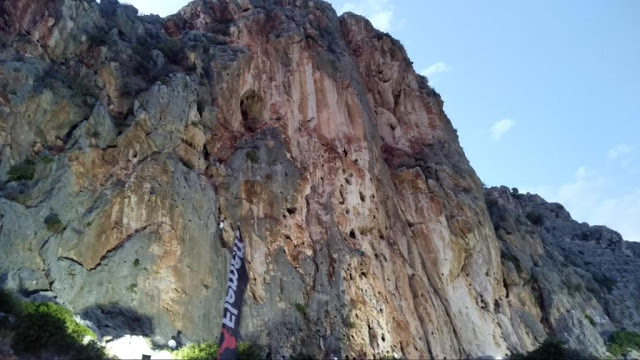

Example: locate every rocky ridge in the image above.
[0,0,638,358]
[485,186,640,357]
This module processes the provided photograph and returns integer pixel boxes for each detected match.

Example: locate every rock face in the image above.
[0,0,637,358]
[485,187,640,357]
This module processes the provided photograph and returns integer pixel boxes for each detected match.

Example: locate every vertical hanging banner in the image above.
[217,226,248,360]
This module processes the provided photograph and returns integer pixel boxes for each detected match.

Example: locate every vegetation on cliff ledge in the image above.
[509,338,595,360]
[7,160,36,182]
[607,330,640,357]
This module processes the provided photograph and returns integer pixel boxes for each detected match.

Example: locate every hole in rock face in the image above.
[240,89,263,132]
[349,229,356,239]
[286,207,297,215]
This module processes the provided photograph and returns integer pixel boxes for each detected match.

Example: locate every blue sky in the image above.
[124,0,640,242]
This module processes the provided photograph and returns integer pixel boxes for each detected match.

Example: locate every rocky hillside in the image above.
[485,186,640,357]
[0,0,638,358]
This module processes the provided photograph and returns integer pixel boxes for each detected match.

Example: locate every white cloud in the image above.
[339,0,394,32]
[369,11,393,32]
[608,143,635,160]
[490,118,515,140]
[524,166,640,242]
[420,61,453,77]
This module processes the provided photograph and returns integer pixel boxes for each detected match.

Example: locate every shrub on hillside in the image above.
[502,252,523,273]
[44,213,64,233]
[7,160,36,182]
[584,313,596,326]
[593,273,617,293]
[173,341,263,360]
[525,211,544,226]
[12,301,106,358]
[173,341,218,360]
[290,352,319,360]
[87,30,109,47]
[237,342,264,360]
[485,197,499,209]
[565,281,583,296]
[294,303,307,319]
[608,330,640,357]
[0,289,25,317]
[158,38,184,64]
[509,338,595,359]
[245,149,260,164]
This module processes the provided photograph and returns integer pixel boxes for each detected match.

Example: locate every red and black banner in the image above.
[217,226,248,360]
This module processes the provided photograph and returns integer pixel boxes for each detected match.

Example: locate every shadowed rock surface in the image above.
[0,0,638,358]
[485,186,640,357]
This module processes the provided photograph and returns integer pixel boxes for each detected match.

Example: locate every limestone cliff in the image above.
[0,0,637,358]
[485,186,640,358]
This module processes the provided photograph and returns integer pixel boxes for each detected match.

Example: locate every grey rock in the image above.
[486,186,640,356]
[70,104,117,149]
[1,1,638,359]
[151,49,166,70]
[15,268,50,293]
[27,291,58,303]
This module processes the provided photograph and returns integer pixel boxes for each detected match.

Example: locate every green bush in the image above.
[87,30,109,47]
[39,155,54,164]
[12,301,105,358]
[525,211,544,226]
[290,352,319,360]
[25,302,96,340]
[180,157,195,170]
[7,160,36,182]
[0,289,24,317]
[13,306,68,352]
[565,282,583,296]
[245,149,260,164]
[1,291,105,357]
[584,313,596,326]
[502,252,523,273]
[174,341,218,360]
[294,303,307,319]
[173,341,262,360]
[69,77,98,99]
[608,330,640,357]
[132,43,152,61]
[593,274,617,293]
[158,38,184,64]
[509,338,594,359]
[126,283,138,294]
[44,213,64,233]
[485,197,499,209]
[238,342,263,360]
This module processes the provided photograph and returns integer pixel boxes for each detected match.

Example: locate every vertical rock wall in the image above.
[0,0,637,358]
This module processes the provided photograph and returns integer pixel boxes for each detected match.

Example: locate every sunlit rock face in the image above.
[0,0,637,358]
